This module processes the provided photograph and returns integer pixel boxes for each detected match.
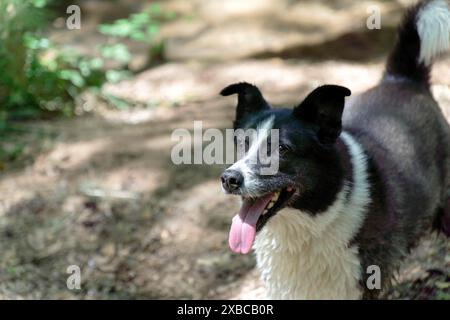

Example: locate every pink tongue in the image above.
[228,193,273,254]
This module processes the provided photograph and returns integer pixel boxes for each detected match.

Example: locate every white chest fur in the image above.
[253,132,370,299]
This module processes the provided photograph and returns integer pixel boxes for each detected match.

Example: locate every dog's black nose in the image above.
[221,170,243,192]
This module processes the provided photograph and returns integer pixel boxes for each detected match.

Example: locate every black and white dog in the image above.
[220,0,450,299]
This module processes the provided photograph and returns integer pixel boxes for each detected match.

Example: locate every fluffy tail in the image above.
[384,0,450,85]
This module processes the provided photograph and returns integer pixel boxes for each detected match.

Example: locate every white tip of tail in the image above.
[417,0,450,65]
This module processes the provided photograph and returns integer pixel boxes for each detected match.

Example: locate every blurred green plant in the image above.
[0,0,105,123]
[0,0,107,167]
[0,1,173,167]
[98,3,174,69]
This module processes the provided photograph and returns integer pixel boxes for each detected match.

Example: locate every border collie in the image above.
[220,0,450,299]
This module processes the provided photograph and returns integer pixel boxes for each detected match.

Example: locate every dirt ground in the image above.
[0,0,449,299]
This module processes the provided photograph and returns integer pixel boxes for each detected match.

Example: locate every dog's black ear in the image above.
[293,85,351,144]
[220,82,270,127]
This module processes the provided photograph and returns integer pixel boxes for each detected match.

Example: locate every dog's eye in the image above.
[279,144,290,154]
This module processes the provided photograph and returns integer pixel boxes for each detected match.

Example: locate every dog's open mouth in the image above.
[228,187,295,254]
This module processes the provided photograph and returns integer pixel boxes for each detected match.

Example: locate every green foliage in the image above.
[98,4,174,66]
[100,43,132,65]
[0,1,174,125]
[0,1,173,166]
[98,4,166,40]
[0,0,105,167]
[0,0,105,123]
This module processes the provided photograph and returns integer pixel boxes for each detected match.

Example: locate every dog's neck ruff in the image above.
[254,131,371,299]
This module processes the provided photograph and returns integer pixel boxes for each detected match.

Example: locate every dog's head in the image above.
[220,82,351,254]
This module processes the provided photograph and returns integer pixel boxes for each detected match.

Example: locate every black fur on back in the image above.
[384,2,430,85]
